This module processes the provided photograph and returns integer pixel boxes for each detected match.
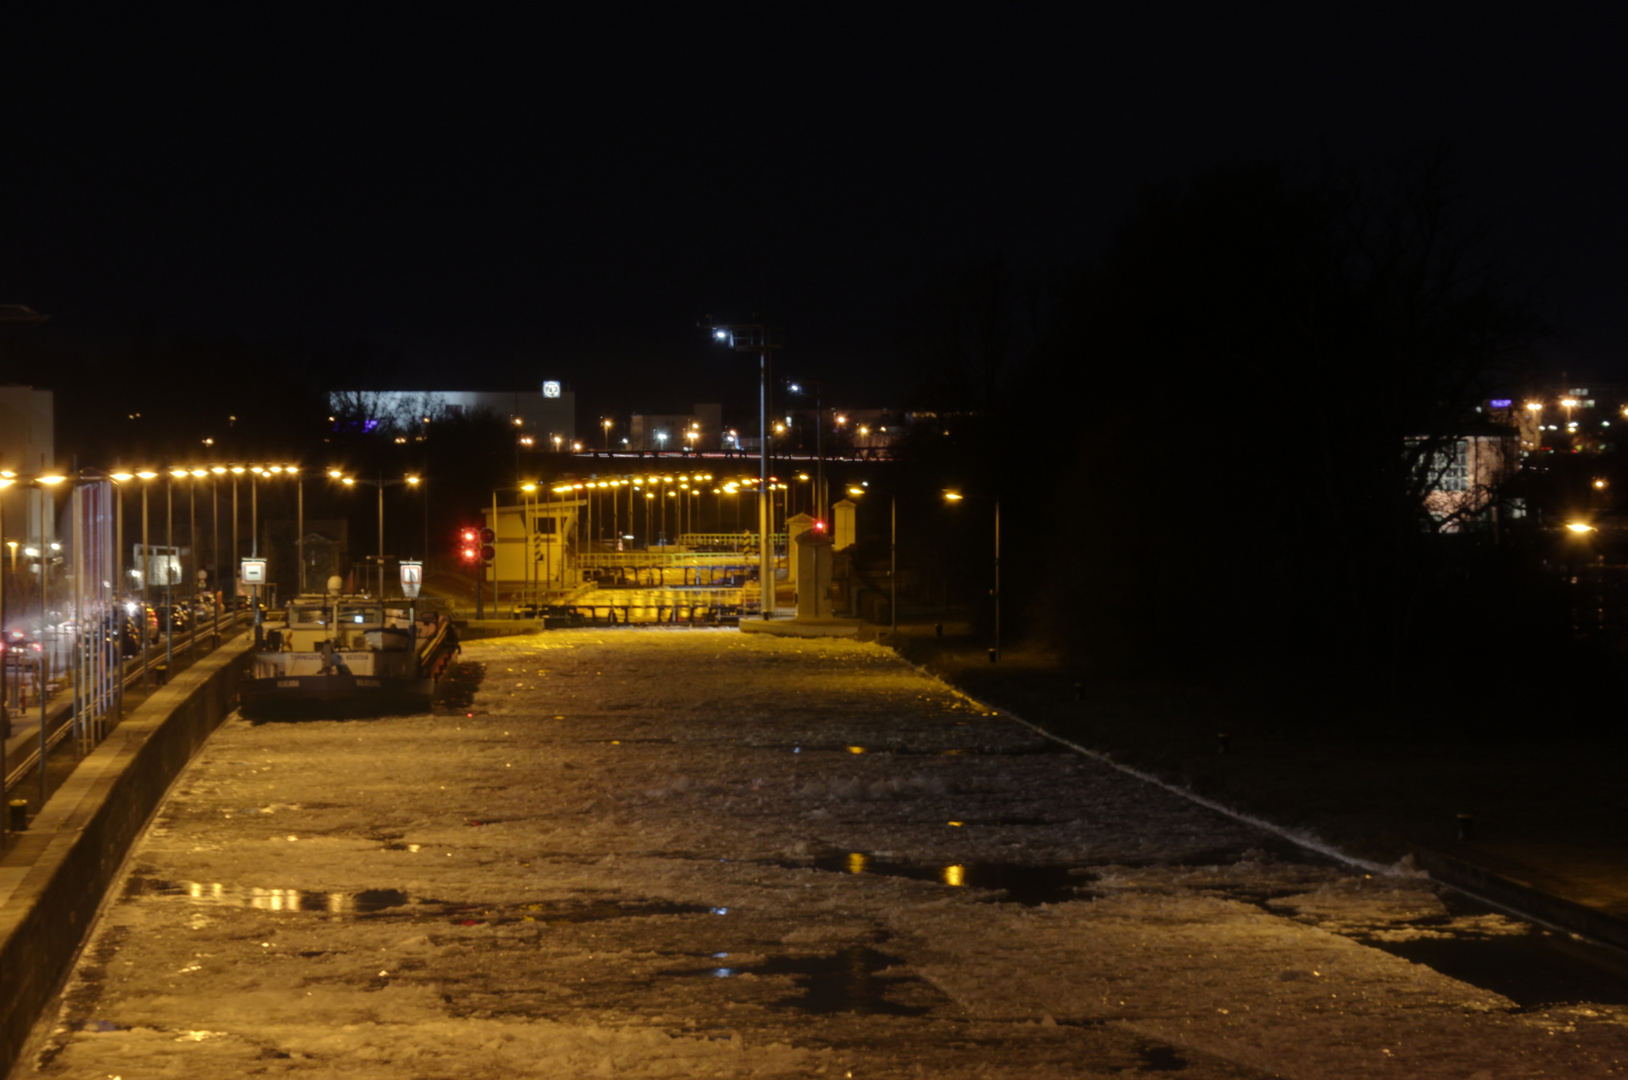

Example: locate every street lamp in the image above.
[711,322,779,619]
[332,472,420,599]
[944,490,1000,662]
[789,381,826,523]
[602,418,613,449]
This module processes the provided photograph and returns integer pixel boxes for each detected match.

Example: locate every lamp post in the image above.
[132,471,156,682]
[185,469,201,657]
[164,468,176,671]
[35,471,66,806]
[0,471,10,743]
[712,323,779,618]
[945,490,1000,662]
[520,483,538,604]
[210,466,225,639]
[789,380,827,523]
[289,465,305,596]
[229,465,244,609]
[333,472,421,599]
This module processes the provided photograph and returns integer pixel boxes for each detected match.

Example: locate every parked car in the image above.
[1,636,42,673]
[154,605,191,634]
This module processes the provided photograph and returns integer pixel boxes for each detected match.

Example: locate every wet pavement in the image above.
[17,629,1628,1078]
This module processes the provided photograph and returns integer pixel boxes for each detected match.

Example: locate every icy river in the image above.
[16,629,1628,1077]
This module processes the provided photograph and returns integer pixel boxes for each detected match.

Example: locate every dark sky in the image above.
[3,4,1625,416]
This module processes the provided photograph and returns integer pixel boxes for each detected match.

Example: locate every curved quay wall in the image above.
[0,636,253,1076]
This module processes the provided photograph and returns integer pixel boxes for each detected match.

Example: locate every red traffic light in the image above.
[459,526,481,563]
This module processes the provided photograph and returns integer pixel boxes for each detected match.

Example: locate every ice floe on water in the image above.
[24,629,1628,1078]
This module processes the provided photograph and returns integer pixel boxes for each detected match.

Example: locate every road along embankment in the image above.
[0,634,252,1077]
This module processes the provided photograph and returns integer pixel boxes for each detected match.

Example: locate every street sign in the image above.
[400,560,422,599]
[240,557,268,585]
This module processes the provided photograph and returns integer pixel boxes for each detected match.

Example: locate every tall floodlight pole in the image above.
[711,323,778,619]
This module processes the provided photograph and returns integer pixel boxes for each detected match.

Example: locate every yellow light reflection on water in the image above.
[846,746,866,754]
[941,864,967,887]
[845,852,869,874]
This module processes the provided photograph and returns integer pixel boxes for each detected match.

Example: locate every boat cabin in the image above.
[280,598,415,653]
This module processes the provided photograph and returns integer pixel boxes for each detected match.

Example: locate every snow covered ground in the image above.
[18,629,1628,1077]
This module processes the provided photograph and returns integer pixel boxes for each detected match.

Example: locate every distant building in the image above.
[0,384,56,539]
[330,383,576,442]
[1491,386,1625,455]
[1411,429,1521,532]
[629,405,723,451]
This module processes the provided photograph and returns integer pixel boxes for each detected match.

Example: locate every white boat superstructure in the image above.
[240,594,458,718]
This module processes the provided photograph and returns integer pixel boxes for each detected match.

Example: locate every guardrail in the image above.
[3,612,250,798]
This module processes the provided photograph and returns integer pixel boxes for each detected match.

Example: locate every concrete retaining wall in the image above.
[1416,847,1628,952]
[0,637,250,1076]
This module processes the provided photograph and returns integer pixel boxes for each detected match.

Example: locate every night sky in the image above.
[3,5,1624,418]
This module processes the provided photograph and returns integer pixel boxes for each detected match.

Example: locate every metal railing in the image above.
[3,611,249,801]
